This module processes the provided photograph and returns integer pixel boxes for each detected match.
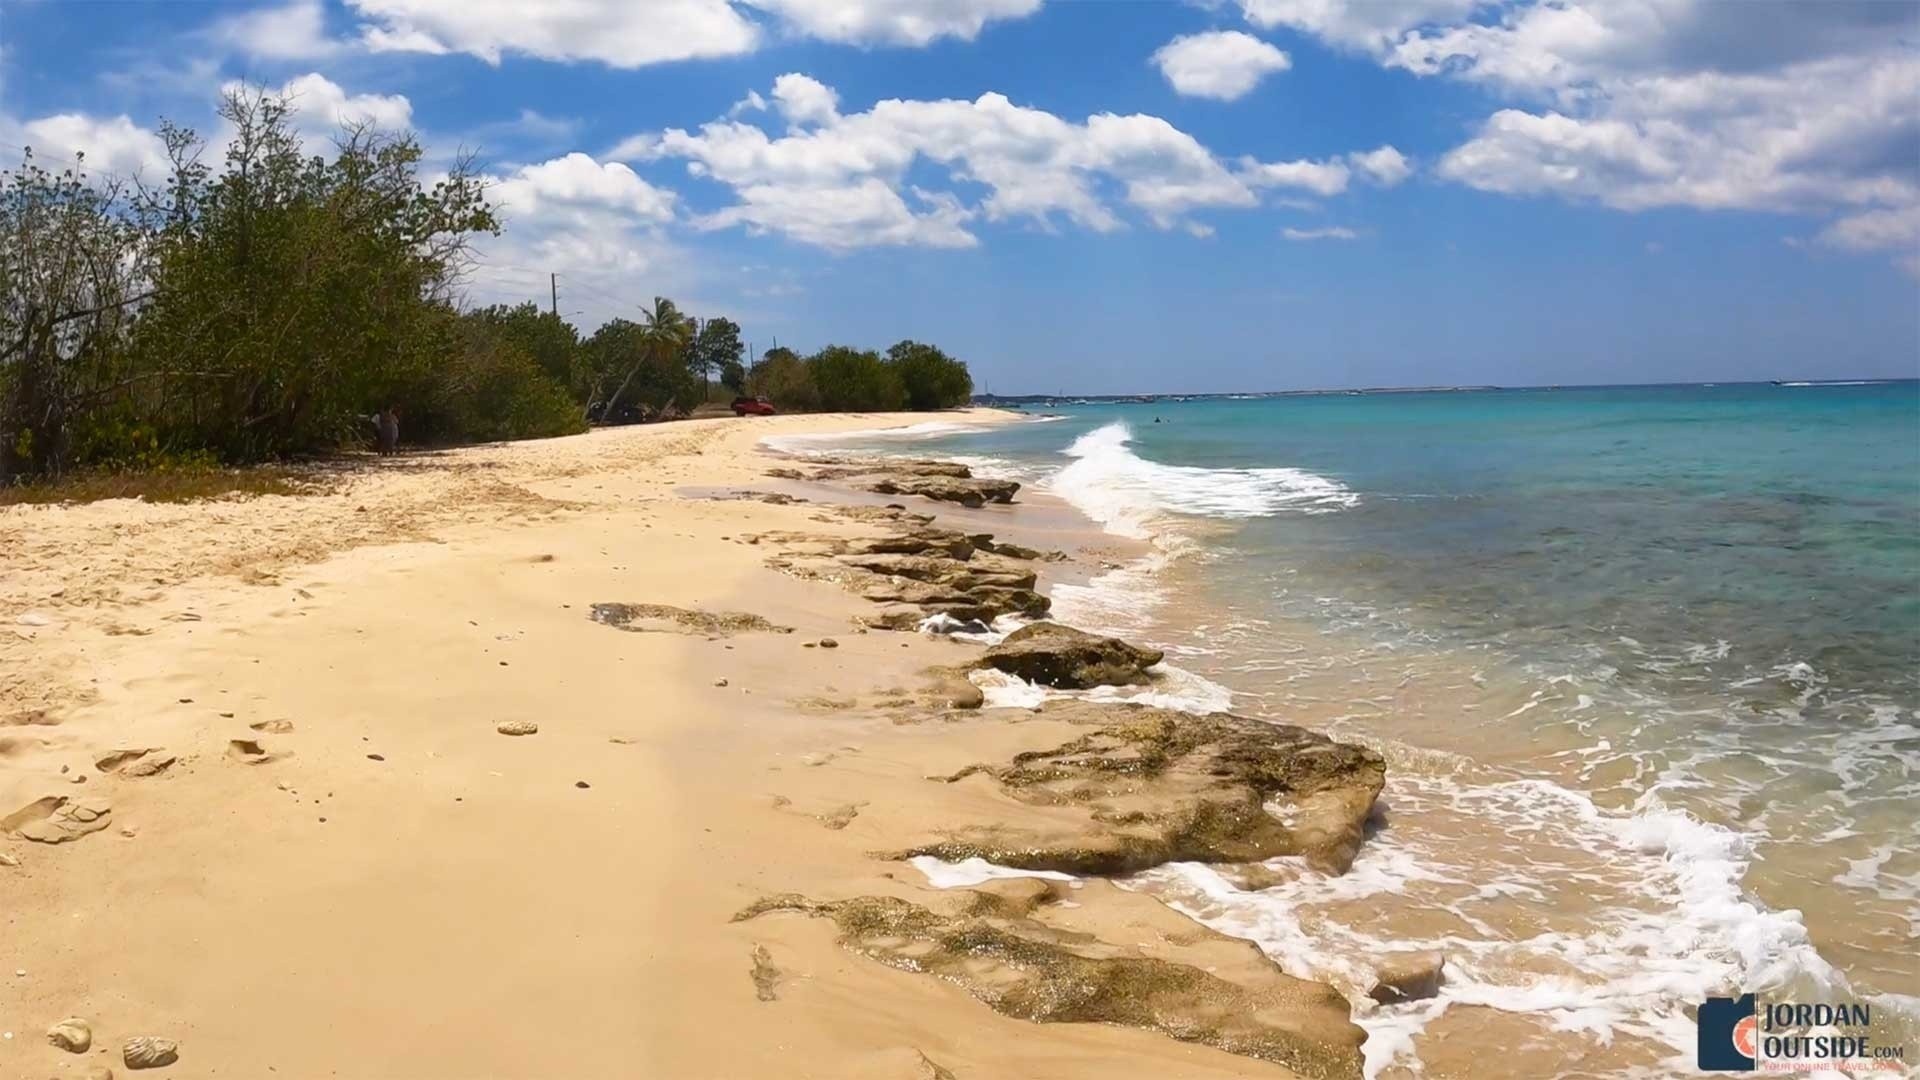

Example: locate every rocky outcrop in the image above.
[899,701,1385,875]
[976,622,1164,689]
[769,458,1018,507]
[866,474,1019,508]
[736,879,1365,1079]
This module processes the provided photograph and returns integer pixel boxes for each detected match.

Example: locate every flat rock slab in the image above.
[737,885,1364,1079]
[899,700,1385,875]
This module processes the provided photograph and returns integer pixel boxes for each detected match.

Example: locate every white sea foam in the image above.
[1045,421,1357,541]
[1132,768,1862,1078]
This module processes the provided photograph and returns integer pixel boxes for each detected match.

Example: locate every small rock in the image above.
[47,1017,91,1053]
[0,851,18,867]
[119,827,136,838]
[68,773,87,784]
[818,638,839,649]
[82,1064,115,1080]
[249,719,295,734]
[574,780,590,789]
[123,1035,178,1069]
[495,720,538,736]
[713,678,729,688]
[366,753,385,761]
[1369,952,1446,1004]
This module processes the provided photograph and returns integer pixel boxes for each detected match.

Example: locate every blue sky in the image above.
[2,0,1916,393]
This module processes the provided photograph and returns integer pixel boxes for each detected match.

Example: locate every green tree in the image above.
[807,345,907,412]
[747,345,818,411]
[885,339,973,410]
[465,302,579,390]
[0,152,150,480]
[129,87,497,460]
[689,316,743,395]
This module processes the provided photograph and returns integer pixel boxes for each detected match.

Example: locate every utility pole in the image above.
[550,273,558,318]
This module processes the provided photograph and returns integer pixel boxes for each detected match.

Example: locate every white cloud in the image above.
[1817,205,1920,264]
[13,113,171,178]
[770,73,840,128]
[624,75,1379,247]
[1240,0,1484,53]
[1240,156,1350,197]
[468,152,687,324]
[490,152,676,223]
[343,0,1044,66]
[1350,144,1411,186]
[208,0,341,61]
[1152,31,1290,101]
[1259,0,1920,274]
[348,0,761,67]
[273,72,413,131]
[745,0,1043,46]
[1283,225,1359,240]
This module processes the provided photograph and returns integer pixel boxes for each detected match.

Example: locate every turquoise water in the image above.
[820,381,1920,1075]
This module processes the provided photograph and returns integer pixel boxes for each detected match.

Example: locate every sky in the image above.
[1,0,1916,394]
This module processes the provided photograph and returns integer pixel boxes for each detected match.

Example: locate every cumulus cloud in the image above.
[1152,31,1290,101]
[770,73,840,127]
[468,152,687,322]
[1255,0,1920,273]
[343,0,1045,66]
[1282,225,1359,240]
[1240,0,1483,53]
[746,0,1043,46]
[620,74,1386,248]
[9,113,171,178]
[208,0,341,61]
[1349,144,1411,186]
[349,0,761,67]
[1240,156,1350,197]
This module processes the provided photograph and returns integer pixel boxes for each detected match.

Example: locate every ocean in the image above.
[811,382,1920,1077]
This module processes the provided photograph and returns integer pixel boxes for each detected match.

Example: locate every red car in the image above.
[732,396,776,416]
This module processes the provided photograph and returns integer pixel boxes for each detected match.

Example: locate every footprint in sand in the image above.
[2,795,112,844]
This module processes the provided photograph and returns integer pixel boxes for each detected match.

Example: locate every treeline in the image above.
[0,88,970,484]
[746,341,972,413]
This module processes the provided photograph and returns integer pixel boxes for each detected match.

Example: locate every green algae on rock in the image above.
[588,603,793,637]
[898,701,1385,875]
[734,883,1365,1079]
[975,622,1165,689]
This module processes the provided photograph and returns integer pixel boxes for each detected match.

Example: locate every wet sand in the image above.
[0,412,1366,1079]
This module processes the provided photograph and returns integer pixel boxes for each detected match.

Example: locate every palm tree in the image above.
[600,297,692,421]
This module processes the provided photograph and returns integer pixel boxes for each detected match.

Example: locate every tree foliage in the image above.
[886,339,974,410]
[744,340,973,414]
[0,88,972,485]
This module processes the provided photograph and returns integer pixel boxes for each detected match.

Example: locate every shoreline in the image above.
[1,408,1378,1079]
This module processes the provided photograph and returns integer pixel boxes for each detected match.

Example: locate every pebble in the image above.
[713,678,729,687]
[366,753,385,761]
[0,851,18,868]
[495,720,538,736]
[818,638,839,649]
[575,780,591,789]
[123,1035,178,1069]
[47,1016,91,1053]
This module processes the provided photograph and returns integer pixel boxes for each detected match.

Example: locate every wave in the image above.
[1047,422,1356,541]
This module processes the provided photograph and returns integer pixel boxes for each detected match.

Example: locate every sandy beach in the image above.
[1,410,1382,1080]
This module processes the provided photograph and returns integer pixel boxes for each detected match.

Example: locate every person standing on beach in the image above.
[376,407,400,456]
